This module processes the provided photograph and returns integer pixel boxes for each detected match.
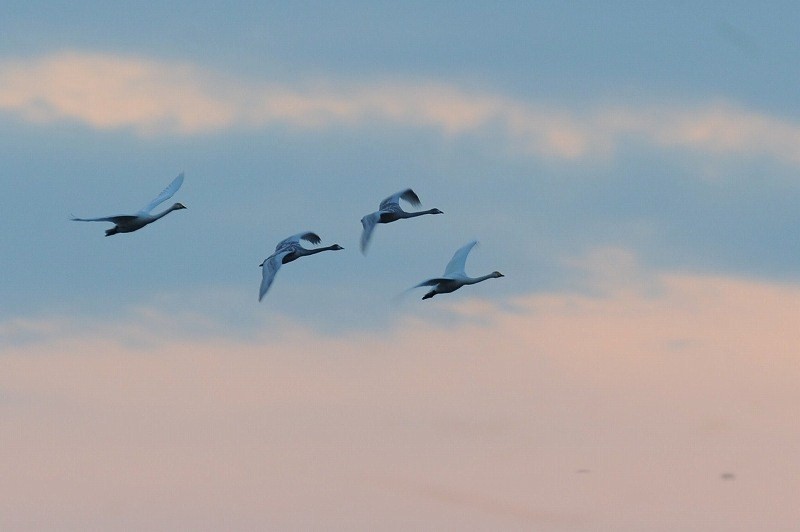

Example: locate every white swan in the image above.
[414,240,504,300]
[259,232,344,301]
[71,172,186,236]
[360,189,443,253]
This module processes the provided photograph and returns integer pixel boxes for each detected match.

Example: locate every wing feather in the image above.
[398,188,421,207]
[443,240,478,277]
[379,188,420,210]
[140,172,184,214]
[259,250,291,301]
[360,213,379,253]
[71,215,138,224]
[299,232,322,245]
[276,231,321,250]
[414,277,450,288]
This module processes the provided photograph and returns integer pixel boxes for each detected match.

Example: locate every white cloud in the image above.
[1,50,800,165]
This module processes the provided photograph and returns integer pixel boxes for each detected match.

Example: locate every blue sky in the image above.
[1,2,800,529]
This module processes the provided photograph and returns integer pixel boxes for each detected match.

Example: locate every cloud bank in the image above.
[2,51,800,164]
[1,262,799,530]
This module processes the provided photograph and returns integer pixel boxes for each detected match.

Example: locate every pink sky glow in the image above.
[1,268,798,531]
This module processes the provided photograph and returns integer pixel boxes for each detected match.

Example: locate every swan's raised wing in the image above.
[71,214,138,224]
[276,231,321,251]
[259,250,291,301]
[139,172,184,214]
[443,240,478,277]
[360,212,379,253]
[399,188,422,206]
[379,188,421,210]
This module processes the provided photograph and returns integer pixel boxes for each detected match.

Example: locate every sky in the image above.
[1,1,799,530]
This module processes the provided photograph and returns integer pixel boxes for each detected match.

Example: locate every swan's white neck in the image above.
[297,245,340,256]
[151,204,181,220]
[401,209,438,219]
[465,273,497,285]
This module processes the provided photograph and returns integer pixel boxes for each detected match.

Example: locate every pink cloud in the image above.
[0,51,236,134]
[2,51,800,166]
[1,266,799,530]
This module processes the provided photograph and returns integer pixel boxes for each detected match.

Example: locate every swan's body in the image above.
[360,189,443,253]
[259,232,344,301]
[71,172,186,236]
[414,240,504,300]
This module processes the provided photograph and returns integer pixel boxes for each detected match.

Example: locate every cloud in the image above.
[1,260,800,530]
[1,50,800,165]
[0,52,236,135]
[595,104,800,165]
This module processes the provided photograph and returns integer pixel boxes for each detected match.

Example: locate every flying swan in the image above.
[360,189,443,253]
[71,172,186,236]
[259,232,344,301]
[414,240,504,300]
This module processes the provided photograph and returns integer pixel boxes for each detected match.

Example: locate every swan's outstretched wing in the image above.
[71,215,138,224]
[276,231,321,250]
[414,277,450,288]
[259,250,291,301]
[360,212,379,253]
[379,188,421,210]
[140,172,184,214]
[443,240,478,277]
